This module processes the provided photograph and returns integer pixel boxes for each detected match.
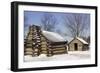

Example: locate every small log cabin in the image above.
[68,37,89,51]
[24,25,68,57]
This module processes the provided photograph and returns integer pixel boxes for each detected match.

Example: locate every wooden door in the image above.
[74,43,78,51]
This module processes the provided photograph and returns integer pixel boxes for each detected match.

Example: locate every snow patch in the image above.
[42,30,66,42]
[76,37,88,44]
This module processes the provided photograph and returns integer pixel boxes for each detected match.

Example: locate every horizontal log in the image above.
[41,51,47,54]
[25,52,33,55]
[49,41,67,45]
[49,45,66,48]
[52,48,67,51]
[53,50,67,53]
[25,44,33,47]
[53,51,67,55]
[25,48,33,52]
[41,45,46,48]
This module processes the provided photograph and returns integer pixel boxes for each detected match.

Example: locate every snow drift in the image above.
[24,51,90,62]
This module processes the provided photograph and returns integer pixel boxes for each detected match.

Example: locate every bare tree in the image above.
[55,29,62,35]
[63,13,89,38]
[24,15,28,28]
[41,13,57,31]
[87,36,90,44]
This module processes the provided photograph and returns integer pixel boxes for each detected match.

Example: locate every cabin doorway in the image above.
[74,43,78,51]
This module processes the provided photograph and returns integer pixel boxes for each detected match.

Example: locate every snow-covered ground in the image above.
[24,51,91,62]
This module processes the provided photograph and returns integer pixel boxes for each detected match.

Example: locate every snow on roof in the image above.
[76,37,88,44]
[42,30,67,42]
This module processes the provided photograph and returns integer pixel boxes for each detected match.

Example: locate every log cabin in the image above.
[24,25,68,57]
[68,37,89,51]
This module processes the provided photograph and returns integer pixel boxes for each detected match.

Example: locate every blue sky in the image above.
[24,11,66,29]
[24,11,90,40]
